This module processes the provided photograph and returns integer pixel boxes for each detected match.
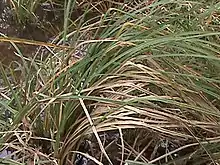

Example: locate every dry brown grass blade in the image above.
[118,127,124,165]
[79,98,113,165]
[0,37,72,49]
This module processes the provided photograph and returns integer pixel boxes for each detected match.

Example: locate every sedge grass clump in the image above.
[0,0,220,165]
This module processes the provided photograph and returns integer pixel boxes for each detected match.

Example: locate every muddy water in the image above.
[0,1,59,65]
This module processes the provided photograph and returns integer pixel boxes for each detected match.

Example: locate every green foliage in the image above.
[1,0,220,164]
[9,0,45,24]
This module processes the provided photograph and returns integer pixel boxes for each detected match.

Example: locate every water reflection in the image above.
[0,149,12,158]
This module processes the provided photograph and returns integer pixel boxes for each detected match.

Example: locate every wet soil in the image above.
[0,1,60,65]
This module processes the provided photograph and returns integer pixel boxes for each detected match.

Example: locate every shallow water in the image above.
[0,1,56,65]
[0,149,12,158]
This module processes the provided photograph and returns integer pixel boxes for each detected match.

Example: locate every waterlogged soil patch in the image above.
[0,1,60,65]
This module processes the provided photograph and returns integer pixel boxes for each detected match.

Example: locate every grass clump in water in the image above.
[1,0,220,165]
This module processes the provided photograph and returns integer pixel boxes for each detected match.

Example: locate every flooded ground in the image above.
[0,1,61,65]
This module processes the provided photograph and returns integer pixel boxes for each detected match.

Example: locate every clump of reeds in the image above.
[1,0,220,165]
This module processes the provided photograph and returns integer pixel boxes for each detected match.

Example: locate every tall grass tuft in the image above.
[1,0,220,164]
